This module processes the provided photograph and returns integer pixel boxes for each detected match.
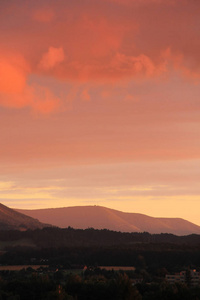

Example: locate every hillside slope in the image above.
[0,203,47,230]
[16,205,200,235]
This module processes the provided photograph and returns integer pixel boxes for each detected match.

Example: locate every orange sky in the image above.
[0,0,200,225]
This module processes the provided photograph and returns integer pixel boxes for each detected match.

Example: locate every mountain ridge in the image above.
[0,203,48,230]
[15,205,200,235]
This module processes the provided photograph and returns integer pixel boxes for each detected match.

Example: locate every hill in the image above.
[16,205,200,235]
[0,203,48,230]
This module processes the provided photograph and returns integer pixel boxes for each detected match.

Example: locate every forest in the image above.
[0,227,200,299]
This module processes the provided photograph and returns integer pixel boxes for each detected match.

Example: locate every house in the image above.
[166,269,200,286]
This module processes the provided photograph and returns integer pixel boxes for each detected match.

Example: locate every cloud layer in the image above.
[1,0,200,82]
[0,0,199,115]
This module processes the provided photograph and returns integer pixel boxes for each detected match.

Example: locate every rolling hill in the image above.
[0,203,48,230]
[16,205,200,235]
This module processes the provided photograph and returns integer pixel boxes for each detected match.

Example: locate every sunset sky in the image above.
[0,0,200,225]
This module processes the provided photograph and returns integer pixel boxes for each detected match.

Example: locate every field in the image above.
[0,265,48,271]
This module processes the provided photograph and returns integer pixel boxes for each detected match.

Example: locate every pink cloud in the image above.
[1,0,200,116]
[25,85,61,114]
[0,54,29,94]
[81,89,91,102]
[39,47,65,70]
[0,85,61,114]
[0,53,60,113]
[110,53,158,77]
[2,0,200,83]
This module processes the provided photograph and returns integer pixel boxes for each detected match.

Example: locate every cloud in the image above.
[25,85,61,114]
[0,181,15,191]
[0,85,61,114]
[110,53,158,77]
[0,54,29,95]
[0,53,60,113]
[2,0,200,83]
[0,1,200,117]
[39,47,65,70]
[81,89,91,102]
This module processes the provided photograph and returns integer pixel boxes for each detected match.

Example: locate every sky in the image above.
[0,0,200,225]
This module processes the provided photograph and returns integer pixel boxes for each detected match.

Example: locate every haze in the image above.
[0,0,200,225]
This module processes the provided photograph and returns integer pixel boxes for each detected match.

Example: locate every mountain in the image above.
[0,203,48,230]
[16,205,200,235]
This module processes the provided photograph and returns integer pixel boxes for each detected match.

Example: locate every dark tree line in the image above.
[0,227,200,248]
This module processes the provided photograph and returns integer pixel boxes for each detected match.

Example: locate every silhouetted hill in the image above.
[0,203,48,230]
[16,205,200,235]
